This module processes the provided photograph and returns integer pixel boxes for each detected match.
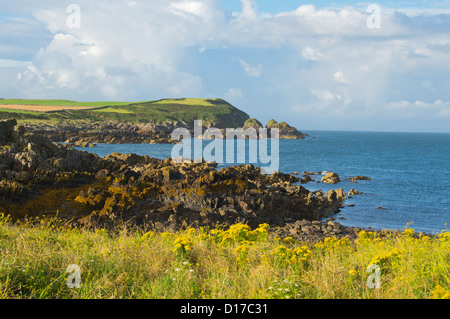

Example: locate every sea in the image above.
[75,130,450,234]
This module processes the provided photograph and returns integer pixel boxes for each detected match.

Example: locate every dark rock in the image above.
[0,119,17,144]
[347,176,371,183]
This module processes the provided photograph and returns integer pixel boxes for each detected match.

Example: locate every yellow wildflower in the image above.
[403,228,415,238]
[173,236,194,255]
[438,231,450,242]
[432,285,450,299]
[139,230,154,241]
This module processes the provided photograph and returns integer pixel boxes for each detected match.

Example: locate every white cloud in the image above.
[236,0,258,21]
[302,47,321,61]
[171,1,206,17]
[333,71,348,84]
[311,89,342,101]
[387,99,450,110]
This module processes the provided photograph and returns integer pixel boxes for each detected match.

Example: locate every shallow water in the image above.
[77,130,450,234]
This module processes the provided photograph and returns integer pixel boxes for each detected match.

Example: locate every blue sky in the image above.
[1,0,450,132]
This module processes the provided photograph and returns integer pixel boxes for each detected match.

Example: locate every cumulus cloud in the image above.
[1,0,226,100]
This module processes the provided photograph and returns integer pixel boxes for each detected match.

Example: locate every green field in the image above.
[0,98,250,127]
[0,99,133,107]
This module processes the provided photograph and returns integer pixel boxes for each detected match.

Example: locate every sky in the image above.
[1,1,450,132]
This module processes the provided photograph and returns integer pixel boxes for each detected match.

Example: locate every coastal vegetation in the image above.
[0,215,448,299]
[0,98,249,128]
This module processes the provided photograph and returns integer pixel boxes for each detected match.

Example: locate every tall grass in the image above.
[0,214,448,299]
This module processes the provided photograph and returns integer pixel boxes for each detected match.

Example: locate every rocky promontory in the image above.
[1,119,352,240]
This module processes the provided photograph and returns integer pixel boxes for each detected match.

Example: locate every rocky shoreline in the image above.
[22,121,179,145]
[21,117,307,147]
[1,119,418,242]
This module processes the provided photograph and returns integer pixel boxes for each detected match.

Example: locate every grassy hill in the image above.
[0,98,250,128]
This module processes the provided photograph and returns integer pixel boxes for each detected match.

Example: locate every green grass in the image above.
[0,215,448,299]
[0,108,39,115]
[0,98,250,127]
[91,108,134,114]
[0,99,133,107]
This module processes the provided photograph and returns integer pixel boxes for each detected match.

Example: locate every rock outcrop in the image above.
[265,119,306,139]
[348,189,362,196]
[243,118,263,130]
[347,176,371,183]
[321,172,340,184]
[0,119,347,232]
[0,119,17,145]
[23,121,180,145]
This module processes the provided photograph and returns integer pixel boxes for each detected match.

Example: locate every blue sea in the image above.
[77,131,450,234]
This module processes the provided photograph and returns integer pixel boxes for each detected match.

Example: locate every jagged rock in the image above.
[75,140,90,147]
[265,119,306,139]
[326,188,347,203]
[321,172,340,184]
[348,189,361,196]
[22,121,180,145]
[347,176,371,183]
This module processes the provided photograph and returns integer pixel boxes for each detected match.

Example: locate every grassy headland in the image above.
[0,98,250,128]
[0,98,307,144]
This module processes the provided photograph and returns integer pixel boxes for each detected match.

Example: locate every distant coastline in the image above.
[0,98,306,145]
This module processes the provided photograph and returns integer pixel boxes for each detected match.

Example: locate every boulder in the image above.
[75,140,90,148]
[326,188,347,202]
[348,189,360,196]
[0,119,17,144]
[321,172,340,184]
